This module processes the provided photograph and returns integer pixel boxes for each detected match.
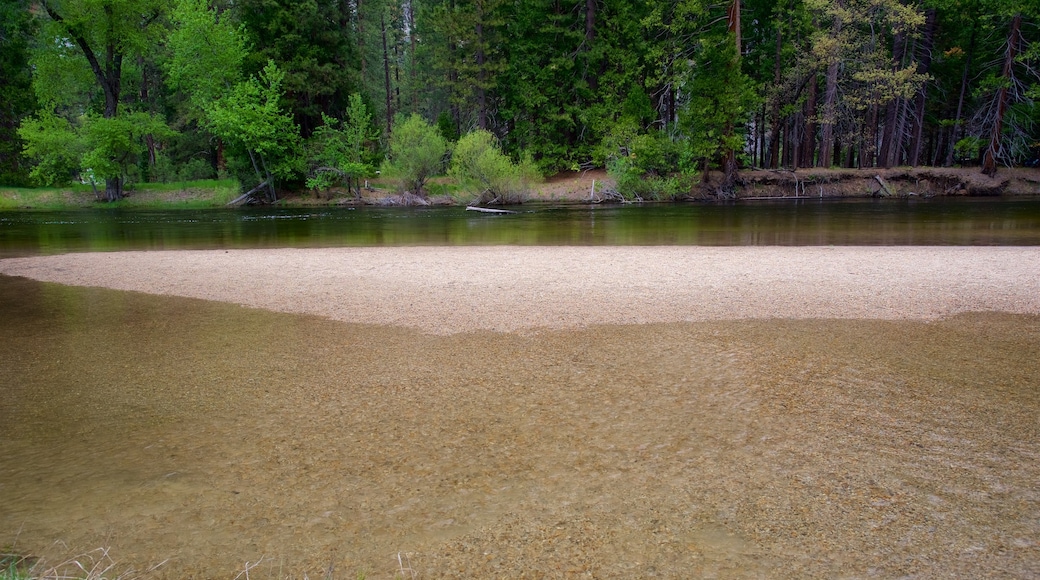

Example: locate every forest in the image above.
[0,0,1037,203]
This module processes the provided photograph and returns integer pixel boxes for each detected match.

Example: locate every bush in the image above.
[449,129,532,205]
[382,114,447,195]
[602,127,682,201]
[608,157,684,201]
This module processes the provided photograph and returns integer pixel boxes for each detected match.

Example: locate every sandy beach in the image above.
[2,247,1039,578]
[1,246,1038,332]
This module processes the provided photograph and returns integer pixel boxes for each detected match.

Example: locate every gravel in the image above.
[2,246,1038,332]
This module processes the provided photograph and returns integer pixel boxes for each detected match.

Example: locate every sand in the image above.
[1,246,1038,333]
[2,247,1040,579]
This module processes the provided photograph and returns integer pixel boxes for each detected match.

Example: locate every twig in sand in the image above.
[397,552,416,579]
[233,555,265,580]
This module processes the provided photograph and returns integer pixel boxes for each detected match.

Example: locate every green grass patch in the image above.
[0,179,240,210]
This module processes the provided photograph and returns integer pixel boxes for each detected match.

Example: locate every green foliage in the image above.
[204,61,303,183]
[81,113,176,183]
[954,136,985,164]
[7,0,1040,189]
[449,129,530,204]
[167,0,246,107]
[609,156,685,201]
[677,31,756,175]
[305,95,377,192]
[0,0,38,185]
[17,113,85,186]
[234,0,359,136]
[151,153,215,183]
[383,114,448,195]
[436,111,460,143]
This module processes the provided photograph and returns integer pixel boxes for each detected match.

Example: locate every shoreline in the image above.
[2,166,1038,209]
[2,246,1038,334]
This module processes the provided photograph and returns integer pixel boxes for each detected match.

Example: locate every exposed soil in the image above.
[1,248,1039,578]
[281,167,1040,206]
[726,166,1040,200]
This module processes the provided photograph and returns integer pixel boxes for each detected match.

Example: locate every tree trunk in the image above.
[862,103,878,168]
[721,0,741,187]
[800,74,817,168]
[878,28,907,168]
[908,9,937,166]
[358,0,365,82]
[381,12,393,138]
[768,26,782,169]
[407,0,418,111]
[585,0,596,43]
[981,13,1020,176]
[447,0,461,133]
[946,10,977,166]
[43,1,124,201]
[476,0,487,129]
[818,10,841,168]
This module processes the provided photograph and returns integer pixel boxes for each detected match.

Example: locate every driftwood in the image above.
[227,180,270,206]
[466,206,516,214]
[874,175,896,197]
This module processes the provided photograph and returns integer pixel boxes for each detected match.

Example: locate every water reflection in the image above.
[2,197,1039,256]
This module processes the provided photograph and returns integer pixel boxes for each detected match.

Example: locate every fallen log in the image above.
[466,206,517,214]
[227,180,270,206]
[874,175,896,197]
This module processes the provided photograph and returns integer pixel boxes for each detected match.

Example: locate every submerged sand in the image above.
[1,246,1038,332]
[2,247,1040,578]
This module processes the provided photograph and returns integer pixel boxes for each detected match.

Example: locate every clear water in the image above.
[2,197,1039,257]
[2,198,1039,576]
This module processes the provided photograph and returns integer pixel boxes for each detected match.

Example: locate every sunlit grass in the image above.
[0,180,240,210]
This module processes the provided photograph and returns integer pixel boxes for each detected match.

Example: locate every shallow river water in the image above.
[3,196,1040,257]
[2,199,1040,577]
[2,273,1039,578]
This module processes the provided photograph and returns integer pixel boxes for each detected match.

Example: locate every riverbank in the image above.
[2,167,1038,209]
[1,247,1039,578]
[287,166,1040,205]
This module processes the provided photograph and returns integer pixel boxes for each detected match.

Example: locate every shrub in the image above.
[608,157,684,201]
[382,114,447,195]
[449,130,532,205]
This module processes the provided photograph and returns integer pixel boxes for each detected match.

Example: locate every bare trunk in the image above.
[818,20,841,167]
[801,74,817,168]
[878,29,908,168]
[981,14,1021,176]
[585,0,595,43]
[908,9,937,166]
[862,103,878,168]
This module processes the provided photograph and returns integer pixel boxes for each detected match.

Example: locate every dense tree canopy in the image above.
[6,0,1039,199]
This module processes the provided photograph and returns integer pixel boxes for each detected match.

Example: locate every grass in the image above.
[2,548,386,580]
[0,179,240,210]
[0,547,168,580]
